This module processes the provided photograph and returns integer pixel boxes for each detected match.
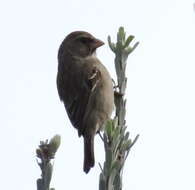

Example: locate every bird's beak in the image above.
[92,38,105,49]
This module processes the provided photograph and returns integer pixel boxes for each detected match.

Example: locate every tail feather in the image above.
[83,136,95,173]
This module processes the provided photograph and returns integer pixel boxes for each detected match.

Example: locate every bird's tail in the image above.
[83,135,95,173]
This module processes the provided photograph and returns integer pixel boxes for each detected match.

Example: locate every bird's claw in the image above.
[114,90,124,97]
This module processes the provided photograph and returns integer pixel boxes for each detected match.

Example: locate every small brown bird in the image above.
[57,31,114,173]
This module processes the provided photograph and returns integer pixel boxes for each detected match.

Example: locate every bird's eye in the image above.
[79,37,91,44]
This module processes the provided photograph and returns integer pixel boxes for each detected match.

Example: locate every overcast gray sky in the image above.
[0,0,195,190]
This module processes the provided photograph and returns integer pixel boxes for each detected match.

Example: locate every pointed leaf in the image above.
[105,120,113,140]
[124,132,129,140]
[126,41,139,54]
[108,36,116,52]
[124,35,134,48]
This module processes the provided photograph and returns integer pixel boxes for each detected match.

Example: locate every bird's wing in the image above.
[64,63,101,136]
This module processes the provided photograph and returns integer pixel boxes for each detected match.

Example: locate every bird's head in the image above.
[59,31,104,58]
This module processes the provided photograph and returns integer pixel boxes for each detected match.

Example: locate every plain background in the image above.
[0,0,195,190]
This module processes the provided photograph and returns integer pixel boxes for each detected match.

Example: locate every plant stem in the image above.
[99,27,139,190]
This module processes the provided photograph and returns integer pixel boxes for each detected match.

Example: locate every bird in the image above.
[57,31,114,173]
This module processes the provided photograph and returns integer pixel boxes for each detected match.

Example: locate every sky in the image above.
[0,0,195,190]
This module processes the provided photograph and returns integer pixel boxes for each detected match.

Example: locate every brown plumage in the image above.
[57,31,114,173]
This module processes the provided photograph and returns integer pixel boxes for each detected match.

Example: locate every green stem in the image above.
[99,27,139,190]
